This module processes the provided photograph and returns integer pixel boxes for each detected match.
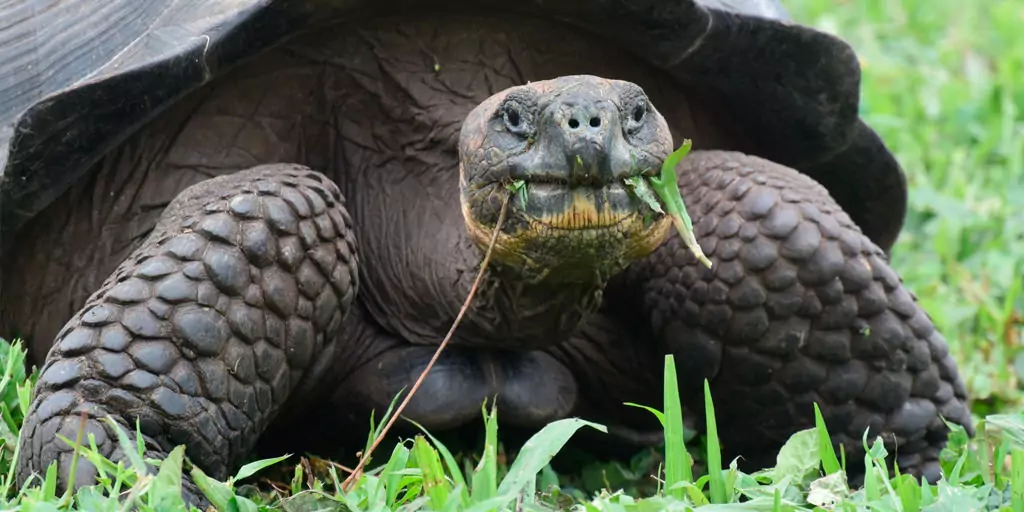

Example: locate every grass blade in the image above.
[413,435,450,510]
[233,454,291,482]
[1013,446,1024,511]
[405,416,470,506]
[382,441,412,507]
[662,355,691,499]
[813,403,841,475]
[470,401,499,504]
[148,445,187,510]
[190,465,235,510]
[495,418,606,501]
[104,417,149,479]
[623,402,665,427]
[895,473,922,512]
[703,379,726,503]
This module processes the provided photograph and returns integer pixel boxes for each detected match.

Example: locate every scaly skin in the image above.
[16,165,358,505]
[613,150,973,481]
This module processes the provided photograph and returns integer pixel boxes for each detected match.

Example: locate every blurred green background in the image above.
[786,0,1024,417]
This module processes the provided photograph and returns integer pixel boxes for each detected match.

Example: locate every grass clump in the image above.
[2,336,1024,511]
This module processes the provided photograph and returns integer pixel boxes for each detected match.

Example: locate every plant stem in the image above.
[341,192,512,491]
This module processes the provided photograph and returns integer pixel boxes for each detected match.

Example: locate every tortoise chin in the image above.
[458,75,676,281]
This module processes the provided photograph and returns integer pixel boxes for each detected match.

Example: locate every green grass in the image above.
[792,0,1024,414]
[1,0,1023,509]
[2,337,1024,511]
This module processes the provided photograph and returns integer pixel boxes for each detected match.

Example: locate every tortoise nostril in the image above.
[589,117,601,128]
[568,118,580,129]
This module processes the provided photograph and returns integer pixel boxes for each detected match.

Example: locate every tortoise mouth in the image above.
[508,180,651,230]
[461,177,671,281]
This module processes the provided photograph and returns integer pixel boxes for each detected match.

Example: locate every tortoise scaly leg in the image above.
[623,150,973,483]
[16,164,358,504]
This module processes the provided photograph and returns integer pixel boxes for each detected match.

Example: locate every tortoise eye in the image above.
[625,99,648,134]
[500,100,533,137]
[621,83,651,135]
[632,103,646,124]
[506,108,521,127]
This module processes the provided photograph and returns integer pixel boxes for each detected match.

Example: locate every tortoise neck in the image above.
[453,258,608,350]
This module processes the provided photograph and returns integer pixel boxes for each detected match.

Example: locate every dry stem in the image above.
[341,192,512,491]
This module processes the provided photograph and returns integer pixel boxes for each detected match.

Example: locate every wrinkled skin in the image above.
[1,14,971,505]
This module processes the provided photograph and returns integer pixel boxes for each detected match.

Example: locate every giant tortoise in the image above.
[0,0,973,501]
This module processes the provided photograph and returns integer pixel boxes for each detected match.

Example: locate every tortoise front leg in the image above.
[618,150,973,482]
[16,164,358,503]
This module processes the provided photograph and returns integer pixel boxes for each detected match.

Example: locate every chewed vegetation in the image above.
[0,0,1022,509]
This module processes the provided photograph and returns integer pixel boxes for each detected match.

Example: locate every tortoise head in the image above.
[458,75,674,282]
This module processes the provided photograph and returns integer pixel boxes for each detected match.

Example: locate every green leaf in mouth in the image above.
[625,139,712,268]
[623,175,663,215]
[505,179,528,210]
